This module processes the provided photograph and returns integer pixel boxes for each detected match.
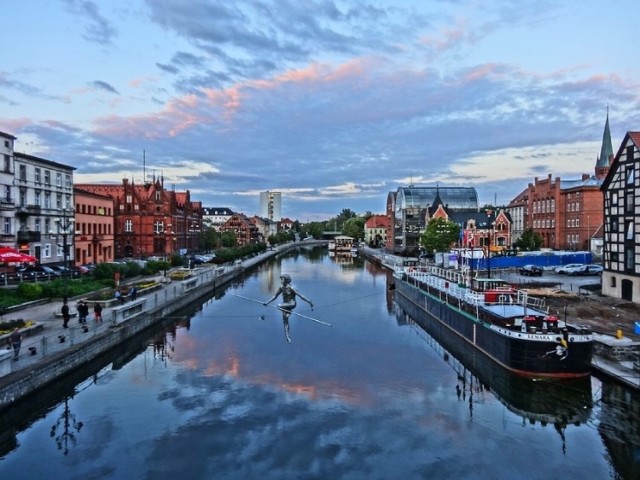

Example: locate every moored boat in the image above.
[393,266,593,378]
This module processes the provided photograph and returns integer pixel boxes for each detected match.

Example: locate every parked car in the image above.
[18,265,56,279]
[519,264,543,276]
[566,264,603,276]
[554,263,584,274]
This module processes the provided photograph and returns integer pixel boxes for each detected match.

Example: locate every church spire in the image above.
[597,107,613,167]
[595,108,614,180]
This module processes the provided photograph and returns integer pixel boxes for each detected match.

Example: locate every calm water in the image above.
[0,246,638,480]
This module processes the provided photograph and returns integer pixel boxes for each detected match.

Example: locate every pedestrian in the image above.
[129,285,137,301]
[10,327,22,360]
[94,302,103,323]
[78,300,89,324]
[115,290,124,304]
[61,301,70,328]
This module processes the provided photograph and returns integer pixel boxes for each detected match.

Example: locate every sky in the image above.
[2,0,639,221]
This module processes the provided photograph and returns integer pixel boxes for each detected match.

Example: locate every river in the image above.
[0,246,638,479]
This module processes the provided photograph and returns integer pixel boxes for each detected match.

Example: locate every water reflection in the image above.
[50,396,84,455]
[394,288,594,455]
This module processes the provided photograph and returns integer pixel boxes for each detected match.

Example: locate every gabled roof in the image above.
[601,131,640,191]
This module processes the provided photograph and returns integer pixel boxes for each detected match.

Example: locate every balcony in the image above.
[0,198,14,210]
[17,230,41,243]
[15,205,42,216]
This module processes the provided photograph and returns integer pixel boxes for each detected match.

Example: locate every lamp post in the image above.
[50,209,75,305]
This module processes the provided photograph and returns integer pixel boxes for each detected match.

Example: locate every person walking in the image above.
[61,302,70,328]
[94,303,103,323]
[10,327,22,360]
[129,285,137,301]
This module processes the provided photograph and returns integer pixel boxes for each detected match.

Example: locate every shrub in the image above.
[17,282,44,300]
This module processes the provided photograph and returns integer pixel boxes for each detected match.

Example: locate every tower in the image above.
[595,109,614,181]
[259,191,281,221]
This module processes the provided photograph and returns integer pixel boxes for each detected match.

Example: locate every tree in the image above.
[220,231,237,248]
[515,228,543,251]
[302,222,324,239]
[343,217,365,241]
[420,218,460,253]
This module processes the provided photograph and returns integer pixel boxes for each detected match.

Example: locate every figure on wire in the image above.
[264,274,314,343]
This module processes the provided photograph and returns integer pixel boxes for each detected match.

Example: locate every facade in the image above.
[221,213,259,246]
[73,188,115,265]
[601,131,640,303]
[260,191,281,222]
[0,131,17,249]
[505,189,527,248]
[427,191,512,252]
[250,216,277,243]
[279,217,294,231]
[508,114,613,252]
[364,215,389,247]
[13,152,76,266]
[387,186,479,255]
[76,177,202,259]
[202,207,234,231]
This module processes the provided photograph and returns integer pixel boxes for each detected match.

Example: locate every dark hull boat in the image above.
[393,267,593,378]
[394,300,593,429]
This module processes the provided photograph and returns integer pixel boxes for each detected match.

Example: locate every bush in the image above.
[17,282,44,300]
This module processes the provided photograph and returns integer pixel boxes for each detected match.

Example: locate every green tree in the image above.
[220,231,237,248]
[343,217,365,241]
[303,222,325,239]
[420,218,460,253]
[515,228,543,251]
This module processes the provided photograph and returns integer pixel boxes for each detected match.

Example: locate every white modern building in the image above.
[260,191,281,222]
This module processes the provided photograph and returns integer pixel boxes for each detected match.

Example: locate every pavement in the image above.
[1,273,176,374]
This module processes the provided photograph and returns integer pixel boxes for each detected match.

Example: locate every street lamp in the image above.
[50,209,75,305]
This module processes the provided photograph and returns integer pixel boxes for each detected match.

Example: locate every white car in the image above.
[554,263,584,274]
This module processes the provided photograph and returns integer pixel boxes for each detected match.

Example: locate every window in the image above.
[35,168,41,183]
[625,246,634,270]
[154,220,164,234]
[4,154,10,173]
[627,166,635,186]
[43,244,51,258]
[19,189,26,207]
[56,194,62,209]
[3,218,11,235]
[626,192,634,214]
[65,195,71,210]
[124,219,133,232]
[65,174,71,188]
[44,170,51,185]
[44,193,51,209]
[19,164,26,180]
[35,191,41,206]
[56,244,63,257]
[626,221,634,241]
[45,219,50,234]
[126,195,132,203]
[56,172,62,187]
[610,276,616,288]
[4,185,10,201]
[155,191,161,201]
[35,218,41,232]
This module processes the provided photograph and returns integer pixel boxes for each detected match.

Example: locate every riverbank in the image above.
[0,240,327,411]
[359,246,640,390]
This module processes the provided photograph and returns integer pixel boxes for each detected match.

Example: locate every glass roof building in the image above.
[389,186,479,255]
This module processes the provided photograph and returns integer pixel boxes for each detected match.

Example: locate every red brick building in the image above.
[508,114,613,251]
[364,215,389,247]
[76,177,202,259]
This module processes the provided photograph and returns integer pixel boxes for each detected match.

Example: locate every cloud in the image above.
[62,0,117,45]
[90,80,120,94]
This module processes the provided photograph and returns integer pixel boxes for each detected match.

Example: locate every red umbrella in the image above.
[0,249,37,264]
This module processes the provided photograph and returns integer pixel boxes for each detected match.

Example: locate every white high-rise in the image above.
[260,191,281,221]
